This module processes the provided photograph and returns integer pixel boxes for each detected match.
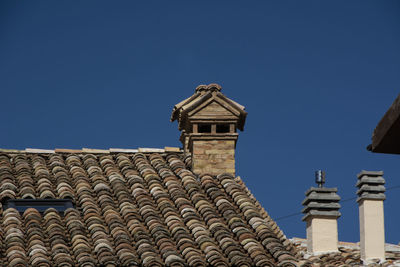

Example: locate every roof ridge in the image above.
[0,146,182,154]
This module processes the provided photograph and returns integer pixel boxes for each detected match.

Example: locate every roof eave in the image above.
[370,94,400,154]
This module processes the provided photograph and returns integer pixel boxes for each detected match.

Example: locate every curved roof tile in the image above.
[0,151,296,266]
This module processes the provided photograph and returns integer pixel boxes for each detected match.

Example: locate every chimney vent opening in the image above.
[171,83,247,176]
[198,124,212,133]
[216,124,230,133]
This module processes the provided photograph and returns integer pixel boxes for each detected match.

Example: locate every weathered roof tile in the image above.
[0,150,301,266]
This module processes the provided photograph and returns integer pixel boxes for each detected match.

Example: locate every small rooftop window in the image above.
[2,199,74,214]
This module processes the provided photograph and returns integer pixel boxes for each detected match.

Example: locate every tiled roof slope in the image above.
[0,151,298,267]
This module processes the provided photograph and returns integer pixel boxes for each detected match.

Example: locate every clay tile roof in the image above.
[0,150,298,266]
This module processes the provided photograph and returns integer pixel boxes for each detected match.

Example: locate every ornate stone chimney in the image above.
[356,170,386,264]
[171,83,247,176]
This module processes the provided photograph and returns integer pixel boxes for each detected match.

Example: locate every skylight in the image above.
[2,199,74,213]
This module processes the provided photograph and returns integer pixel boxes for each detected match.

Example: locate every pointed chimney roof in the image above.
[171,83,247,131]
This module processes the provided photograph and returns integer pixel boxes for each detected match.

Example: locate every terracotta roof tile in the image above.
[164,147,181,152]
[54,149,84,153]
[0,151,297,266]
[82,148,110,154]
[25,148,55,154]
[138,148,165,153]
[109,148,139,153]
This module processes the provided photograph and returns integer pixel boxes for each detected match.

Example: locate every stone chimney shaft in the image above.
[171,84,247,176]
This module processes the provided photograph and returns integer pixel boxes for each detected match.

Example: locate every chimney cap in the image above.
[302,186,341,221]
[195,83,222,92]
[171,83,247,131]
[356,170,386,202]
[357,170,384,178]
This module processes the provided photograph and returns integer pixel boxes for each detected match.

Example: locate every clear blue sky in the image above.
[1,1,399,243]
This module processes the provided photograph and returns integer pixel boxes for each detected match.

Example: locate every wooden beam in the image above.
[371,94,400,154]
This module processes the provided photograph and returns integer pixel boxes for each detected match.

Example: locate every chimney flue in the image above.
[356,170,386,264]
[302,173,341,254]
